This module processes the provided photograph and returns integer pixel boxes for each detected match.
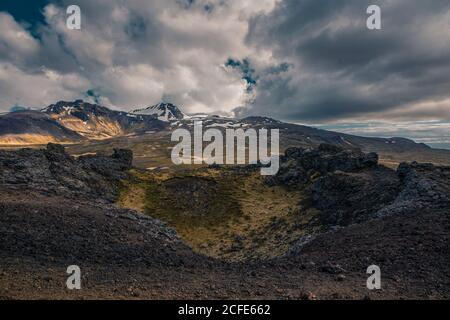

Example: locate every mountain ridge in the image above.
[41,100,168,140]
[1,99,450,166]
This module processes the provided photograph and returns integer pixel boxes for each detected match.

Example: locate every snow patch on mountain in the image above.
[131,103,185,122]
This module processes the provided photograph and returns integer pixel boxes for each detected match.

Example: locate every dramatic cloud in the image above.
[0,0,277,112]
[242,0,450,124]
[1,0,450,144]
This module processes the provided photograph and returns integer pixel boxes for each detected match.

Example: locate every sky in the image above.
[0,0,450,147]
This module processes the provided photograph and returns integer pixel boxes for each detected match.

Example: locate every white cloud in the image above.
[0,63,89,109]
[0,1,280,113]
[0,12,39,64]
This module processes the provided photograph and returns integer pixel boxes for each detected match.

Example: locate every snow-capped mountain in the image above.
[131,103,185,122]
[41,100,167,140]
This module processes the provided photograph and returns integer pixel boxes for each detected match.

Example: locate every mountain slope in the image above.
[0,111,84,145]
[43,100,168,140]
[1,100,450,166]
[168,114,450,165]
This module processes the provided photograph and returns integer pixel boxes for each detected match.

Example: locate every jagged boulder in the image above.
[266,144,380,187]
[112,148,133,168]
[310,168,401,226]
[44,143,71,162]
[374,162,450,217]
[0,143,133,202]
[79,148,133,178]
[362,152,378,167]
[265,144,450,228]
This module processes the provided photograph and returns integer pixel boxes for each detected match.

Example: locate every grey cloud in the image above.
[1,0,449,127]
[242,0,450,123]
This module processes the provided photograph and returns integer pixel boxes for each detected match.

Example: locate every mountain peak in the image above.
[131,102,185,122]
[41,100,111,115]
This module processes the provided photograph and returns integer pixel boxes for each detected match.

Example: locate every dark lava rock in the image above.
[112,148,133,168]
[374,161,450,217]
[0,143,133,202]
[362,152,378,167]
[268,144,450,229]
[320,262,347,274]
[44,143,70,162]
[318,143,343,154]
[0,192,207,270]
[266,144,380,187]
[308,158,450,227]
[310,167,401,226]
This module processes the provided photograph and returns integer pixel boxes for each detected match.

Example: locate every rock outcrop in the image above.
[374,161,450,217]
[0,143,133,202]
[268,144,450,228]
[310,167,400,226]
[266,144,379,187]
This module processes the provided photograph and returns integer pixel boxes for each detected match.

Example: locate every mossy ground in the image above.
[118,166,320,261]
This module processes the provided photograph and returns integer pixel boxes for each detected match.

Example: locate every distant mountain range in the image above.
[1,99,450,165]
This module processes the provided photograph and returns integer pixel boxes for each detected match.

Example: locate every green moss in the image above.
[117,168,318,261]
[140,172,243,233]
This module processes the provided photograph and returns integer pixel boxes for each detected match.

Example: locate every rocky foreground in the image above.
[0,144,449,299]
